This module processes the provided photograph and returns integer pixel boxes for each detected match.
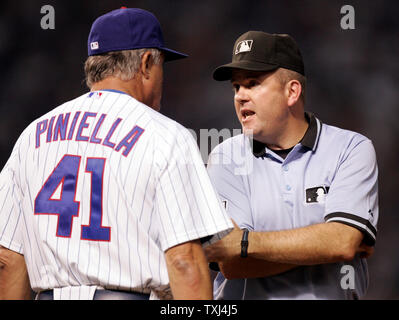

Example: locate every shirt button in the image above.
[286,185,291,191]
[283,166,289,172]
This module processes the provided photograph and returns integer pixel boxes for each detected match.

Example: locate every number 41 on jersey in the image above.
[34,154,111,241]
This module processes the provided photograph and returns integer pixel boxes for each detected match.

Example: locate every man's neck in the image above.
[264,113,309,151]
[90,77,142,102]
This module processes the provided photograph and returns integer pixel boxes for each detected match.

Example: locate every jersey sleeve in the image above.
[324,139,379,246]
[207,141,254,230]
[154,128,233,252]
[0,141,24,254]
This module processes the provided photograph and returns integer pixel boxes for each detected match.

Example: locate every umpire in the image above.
[205,31,379,299]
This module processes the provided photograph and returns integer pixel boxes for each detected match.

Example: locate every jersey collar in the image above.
[99,89,129,95]
[300,112,322,151]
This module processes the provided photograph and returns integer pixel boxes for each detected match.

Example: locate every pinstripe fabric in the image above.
[0,91,233,300]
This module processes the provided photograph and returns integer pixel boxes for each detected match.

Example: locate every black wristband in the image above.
[241,228,249,258]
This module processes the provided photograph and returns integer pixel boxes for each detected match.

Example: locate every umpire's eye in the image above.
[232,84,240,92]
[247,79,258,88]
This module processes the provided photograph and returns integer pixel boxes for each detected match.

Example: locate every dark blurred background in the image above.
[0,0,397,299]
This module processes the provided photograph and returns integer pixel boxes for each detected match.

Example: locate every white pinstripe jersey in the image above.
[0,90,233,299]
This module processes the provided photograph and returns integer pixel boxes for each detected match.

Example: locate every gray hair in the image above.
[84,48,162,88]
[276,68,306,104]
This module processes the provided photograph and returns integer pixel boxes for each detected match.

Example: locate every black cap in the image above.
[213,31,304,81]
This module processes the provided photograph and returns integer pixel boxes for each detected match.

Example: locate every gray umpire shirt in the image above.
[207,112,379,300]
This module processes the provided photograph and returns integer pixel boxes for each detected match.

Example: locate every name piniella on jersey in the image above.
[35,110,144,157]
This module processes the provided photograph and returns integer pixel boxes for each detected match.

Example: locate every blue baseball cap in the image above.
[88,7,188,62]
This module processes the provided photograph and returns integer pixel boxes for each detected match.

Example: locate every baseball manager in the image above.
[0,8,233,300]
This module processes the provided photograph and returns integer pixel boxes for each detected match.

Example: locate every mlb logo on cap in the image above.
[235,40,253,54]
[90,41,99,50]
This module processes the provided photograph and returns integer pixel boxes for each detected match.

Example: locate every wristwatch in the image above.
[241,228,249,258]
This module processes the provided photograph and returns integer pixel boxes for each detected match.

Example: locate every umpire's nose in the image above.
[234,85,250,106]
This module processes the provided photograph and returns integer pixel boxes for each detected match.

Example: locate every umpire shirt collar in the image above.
[251,112,321,158]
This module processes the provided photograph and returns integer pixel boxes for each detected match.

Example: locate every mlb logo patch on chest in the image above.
[306,186,330,204]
